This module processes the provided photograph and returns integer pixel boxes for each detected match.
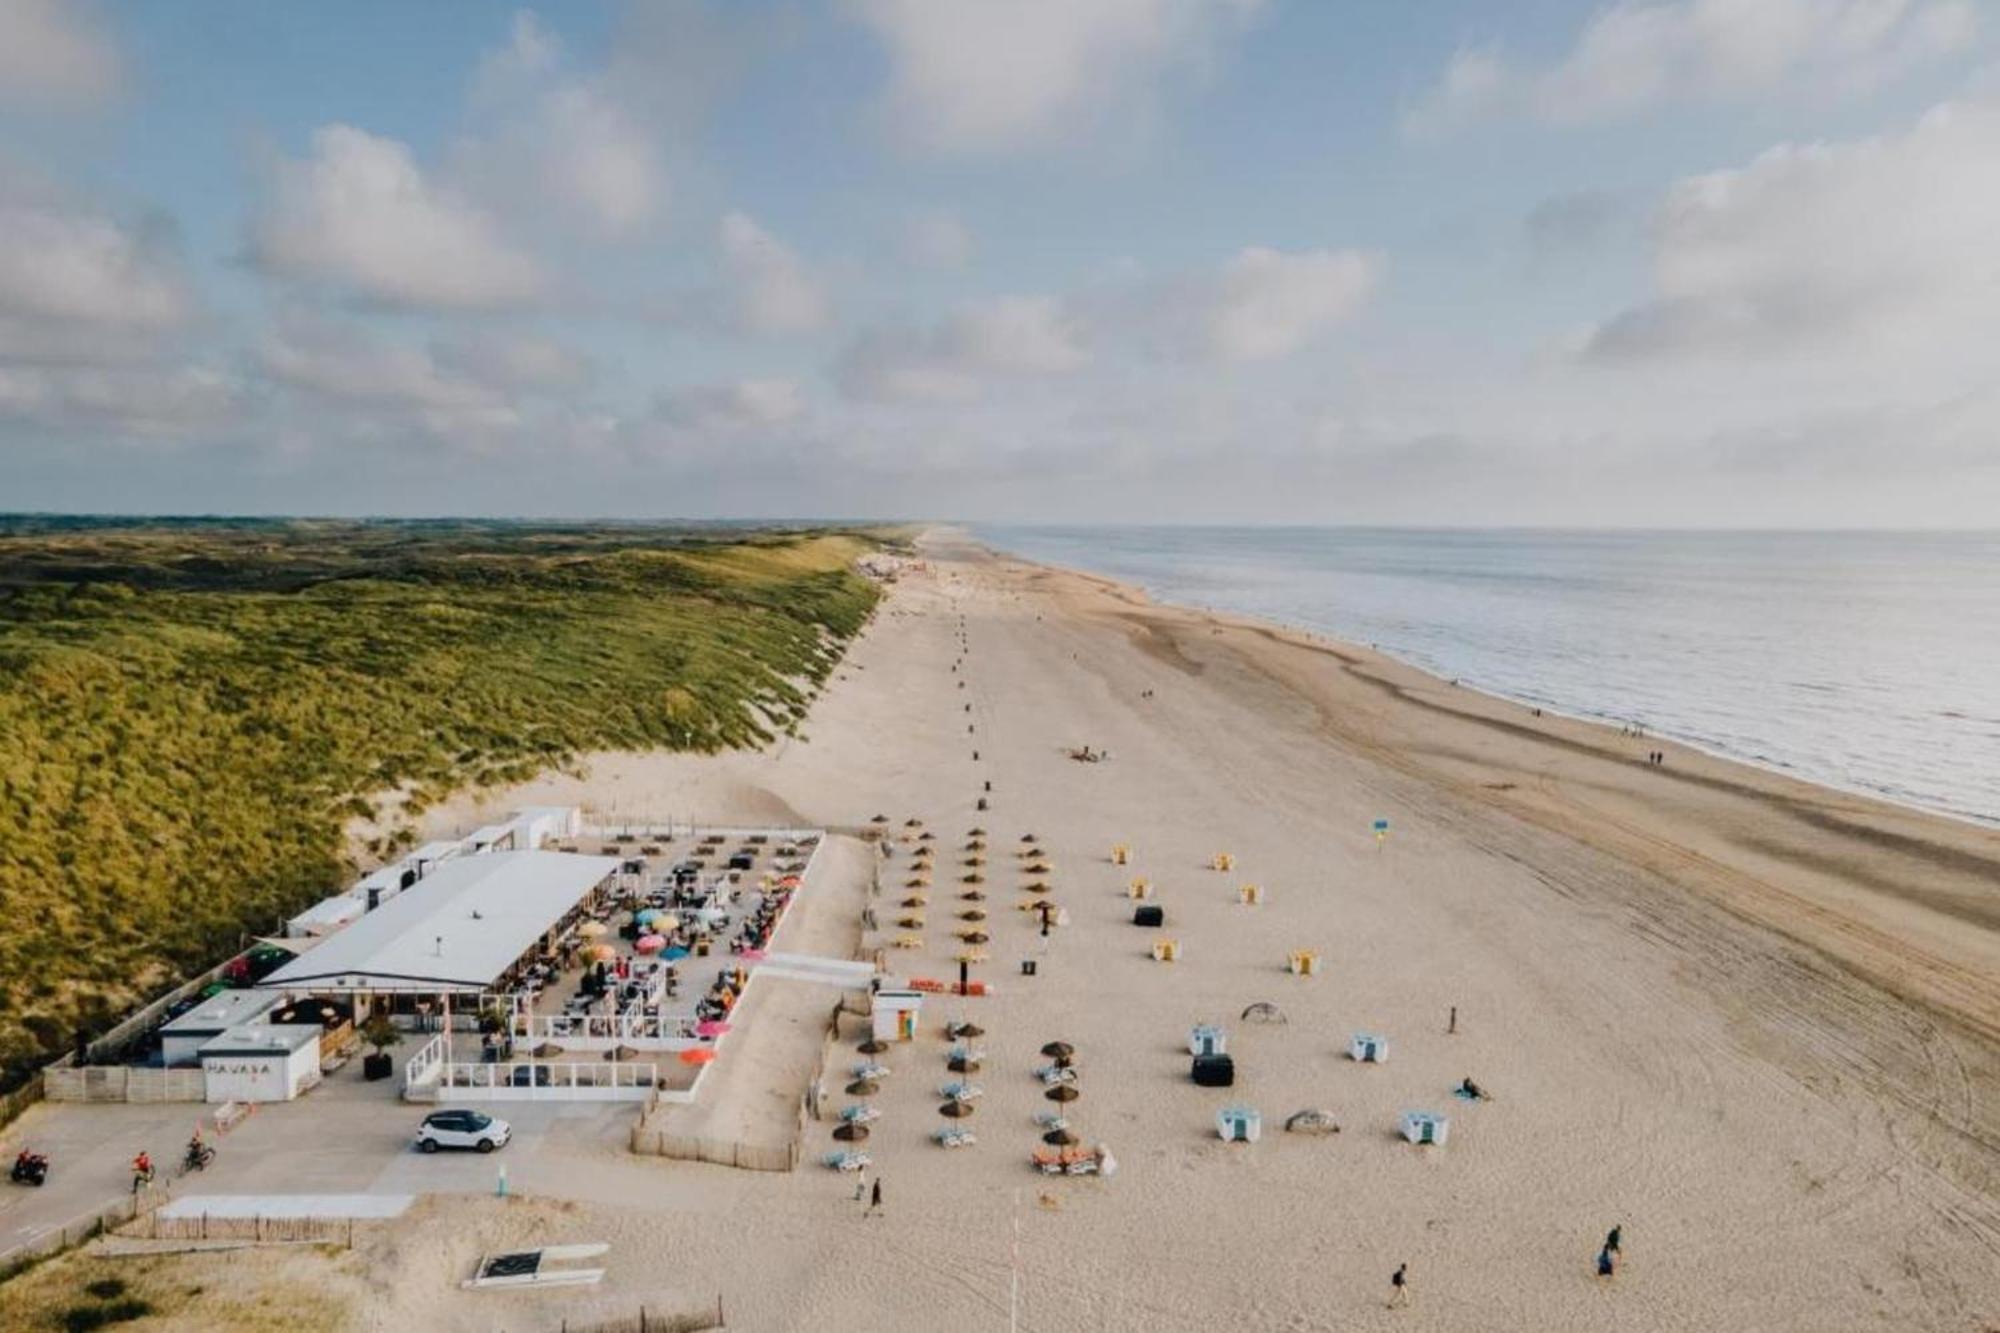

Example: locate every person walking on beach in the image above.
[1597,1245,1617,1279]
[1605,1223,1622,1255]
[1388,1262,1409,1309]
[866,1178,883,1217]
[852,1172,867,1204]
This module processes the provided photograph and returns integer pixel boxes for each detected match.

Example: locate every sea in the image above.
[975,527,2000,828]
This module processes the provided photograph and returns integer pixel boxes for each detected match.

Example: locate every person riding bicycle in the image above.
[131,1150,154,1190]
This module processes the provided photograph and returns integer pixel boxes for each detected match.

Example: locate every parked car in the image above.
[416,1109,511,1154]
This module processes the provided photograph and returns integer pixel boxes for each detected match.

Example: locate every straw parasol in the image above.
[918,831,935,842]
[939,1099,976,1118]
[946,1022,985,1039]
[904,818,924,828]
[1042,1127,1079,1146]
[967,827,987,837]
[960,909,987,921]
[959,890,986,901]
[578,921,608,938]
[832,1121,870,1142]
[1025,861,1052,875]
[1045,1085,1080,1103]
[858,1038,889,1054]
[964,839,987,852]
[962,873,985,884]
[1041,1041,1075,1058]
[947,1055,982,1073]
[533,1042,564,1058]
[901,896,927,908]
[871,814,889,824]
[956,931,989,945]
[898,916,924,929]
[963,854,986,867]
[1020,834,1038,843]
[846,1079,880,1096]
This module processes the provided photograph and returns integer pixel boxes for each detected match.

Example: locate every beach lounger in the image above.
[823,1150,872,1172]
[839,1104,881,1124]
[934,1127,977,1148]
[939,1081,984,1100]
[1036,1064,1078,1085]
[852,1062,890,1080]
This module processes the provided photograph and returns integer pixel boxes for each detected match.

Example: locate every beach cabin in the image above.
[1111,844,1131,866]
[1151,939,1181,962]
[1192,1054,1235,1087]
[1127,878,1153,900]
[1211,853,1234,871]
[1288,949,1321,976]
[198,1024,324,1103]
[871,988,925,1043]
[1217,1106,1262,1142]
[1133,905,1165,928]
[1188,1024,1227,1058]
[160,990,283,1067]
[1401,1111,1450,1146]
[1350,1033,1388,1063]
[1239,884,1264,905]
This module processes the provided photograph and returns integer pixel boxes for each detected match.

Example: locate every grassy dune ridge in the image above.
[0,520,885,1087]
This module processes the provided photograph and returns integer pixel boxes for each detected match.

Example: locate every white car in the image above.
[416,1109,512,1154]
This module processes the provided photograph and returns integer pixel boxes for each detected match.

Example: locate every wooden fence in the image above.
[0,1184,172,1277]
[139,1211,365,1245]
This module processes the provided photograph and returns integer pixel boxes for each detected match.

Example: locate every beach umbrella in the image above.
[1043,1128,1079,1147]
[635,933,666,954]
[918,832,935,842]
[1041,1041,1075,1059]
[1025,862,1052,875]
[635,908,660,924]
[957,931,989,945]
[948,1055,982,1073]
[587,943,618,962]
[960,909,987,921]
[846,1078,879,1096]
[964,854,986,866]
[964,840,986,852]
[967,827,987,837]
[871,814,889,824]
[959,890,986,902]
[1045,1085,1080,1104]
[663,946,689,961]
[901,896,927,908]
[906,877,931,889]
[694,1019,731,1038]
[532,1042,565,1058]
[858,1038,889,1054]
[905,818,924,828]
[963,873,985,884]
[1020,834,1038,843]
[949,1023,985,1039]
[1241,1002,1288,1025]
[898,916,924,929]
[677,1048,716,1066]
[832,1121,870,1142]
[611,1044,642,1061]
[653,913,680,932]
[578,921,608,938]
[939,1100,976,1119]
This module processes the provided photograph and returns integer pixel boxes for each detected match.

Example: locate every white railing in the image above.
[516,1013,705,1051]
[403,1033,445,1093]
[436,1060,660,1102]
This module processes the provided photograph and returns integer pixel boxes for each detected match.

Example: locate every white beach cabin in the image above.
[159,990,283,1067]
[1217,1106,1262,1142]
[1350,1033,1389,1063]
[1188,1024,1227,1057]
[1401,1111,1450,1146]
[871,989,925,1043]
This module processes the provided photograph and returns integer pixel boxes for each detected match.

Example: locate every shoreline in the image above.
[971,527,2000,833]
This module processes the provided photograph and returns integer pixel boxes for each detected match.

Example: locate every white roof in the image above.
[261,851,619,993]
[288,893,366,929]
[408,840,462,865]
[199,1023,322,1057]
[163,989,282,1036]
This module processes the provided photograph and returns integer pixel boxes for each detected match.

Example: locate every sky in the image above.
[0,0,1995,526]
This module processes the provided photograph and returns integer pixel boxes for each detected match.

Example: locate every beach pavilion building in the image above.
[259,850,621,1015]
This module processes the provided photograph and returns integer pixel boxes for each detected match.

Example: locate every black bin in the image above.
[1191,1054,1235,1087]
[1133,905,1165,928]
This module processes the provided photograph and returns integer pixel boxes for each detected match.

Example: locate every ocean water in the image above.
[975,526,2000,827]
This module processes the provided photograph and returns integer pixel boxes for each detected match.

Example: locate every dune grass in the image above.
[0,520,881,1087]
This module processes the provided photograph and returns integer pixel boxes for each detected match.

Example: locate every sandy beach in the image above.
[155,530,2000,1331]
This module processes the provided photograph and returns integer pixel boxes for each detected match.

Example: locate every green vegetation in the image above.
[0,519,881,1087]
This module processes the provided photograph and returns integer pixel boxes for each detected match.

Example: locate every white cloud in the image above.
[851,0,1263,154]
[658,378,806,430]
[904,210,974,269]
[431,329,592,392]
[718,211,831,334]
[0,197,189,331]
[1203,247,1380,362]
[251,125,544,310]
[0,363,234,435]
[836,294,1088,401]
[1409,0,1979,132]
[0,0,121,108]
[258,317,506,414]
[1584,93,2000,365]
[459,12,666,240]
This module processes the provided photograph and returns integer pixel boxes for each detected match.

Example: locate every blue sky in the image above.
[0,0,1994,524]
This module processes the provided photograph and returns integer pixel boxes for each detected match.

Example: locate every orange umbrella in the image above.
[679,1048,717,1065]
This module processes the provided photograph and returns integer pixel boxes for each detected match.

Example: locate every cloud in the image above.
[1409,0,1979,133]
[1583,93,2000,363]
[718,211,831,334]
[431,329,592,392]
[251,125,544,310]
[903,210,974,269]
[836,294,1088,401]
[1524,188,1634,262]
[0,195,190,332]
[0,0,121,108]
[657,377,805,430]
[1201,247,1380,362]
[0,364,235,435]
[458,12,666,240]
[850,0,1263,154]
